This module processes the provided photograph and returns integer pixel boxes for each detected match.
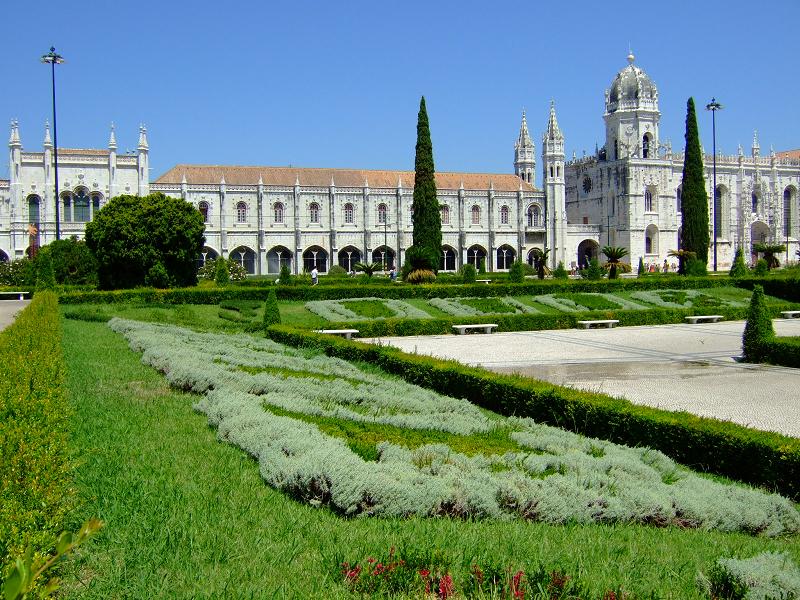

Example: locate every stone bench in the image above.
[315,329,359,339]
[684,315,724,324]
[780,310,800,319]
[576,319,619,329]
[0,291,31,300]
[452,323,498,335]
[475,279,491,284]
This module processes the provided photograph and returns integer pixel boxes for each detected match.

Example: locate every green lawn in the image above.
[60,319,799,598]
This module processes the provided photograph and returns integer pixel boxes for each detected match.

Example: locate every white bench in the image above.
[780,311,800,319]
[452,323,498,335]
[475,279,491,285]
[315,329,359,339]
[684,315,724,324]
[576,319,619,329]
[0,291,31,300]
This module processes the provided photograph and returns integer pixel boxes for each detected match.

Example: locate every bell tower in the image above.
[542,101,567,268]
[514,110,535,185]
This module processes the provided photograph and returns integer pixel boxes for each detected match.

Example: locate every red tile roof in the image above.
[776,149,800,160]
[154,164,536,192]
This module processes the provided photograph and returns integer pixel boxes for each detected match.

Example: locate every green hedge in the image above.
[0,292,74,570]
[265,325,800,500]
[759,336,800,368]
[320,304,797,337]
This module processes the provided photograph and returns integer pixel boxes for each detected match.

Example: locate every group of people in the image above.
[644,260,677,274]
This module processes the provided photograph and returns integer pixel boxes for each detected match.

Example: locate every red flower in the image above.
[438,573,454,599]
[511,570,525,598]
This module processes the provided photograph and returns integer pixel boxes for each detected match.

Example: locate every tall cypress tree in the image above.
[680,97,709,266]
[410,96,441,271]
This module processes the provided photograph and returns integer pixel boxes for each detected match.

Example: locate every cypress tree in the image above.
[742,285,774,362]
[263,288,281,327]
[680,98,709,267]
[410,96,441,271]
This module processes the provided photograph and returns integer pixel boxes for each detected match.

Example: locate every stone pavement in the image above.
[366,320,800,438]
[0,300,30,332]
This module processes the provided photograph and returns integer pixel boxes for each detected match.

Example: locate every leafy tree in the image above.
[729,247,748,278]
[680,98,709,268]
[579,258,604,280]
[215,256,230,286]
[34,250,55,290]
[327,265,347,278]
[531,248,550,279]
[461,263,476,284]
[742,285,774,362]
[601,246,629,279]
[0,259,35,287]
[278,263,292,286]
[553,261,569,280]
[637,256,647,278]
[753,243,785,270]
[146,262,171,288]
[85,193,205,289]
[43,236,97,285]
[354,262,383,278]
[508,260,525,283]
[262,288,281,327]
[408,96,441,273]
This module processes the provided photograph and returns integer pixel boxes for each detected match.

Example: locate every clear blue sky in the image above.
[3,0,798,180]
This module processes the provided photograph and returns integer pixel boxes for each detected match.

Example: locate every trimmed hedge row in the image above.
[265,325,800,500]
[0,292,74,569]
[57,275,755,305]
[319,304,800,337]
[759,337,800,369]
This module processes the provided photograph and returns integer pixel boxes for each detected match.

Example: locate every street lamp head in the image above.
[41,47,64,64]
[706,98,723,112]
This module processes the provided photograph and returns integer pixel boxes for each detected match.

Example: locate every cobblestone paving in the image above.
[366,320,800,438]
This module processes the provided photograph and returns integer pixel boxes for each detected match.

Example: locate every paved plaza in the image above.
[366,320,800,438]
[0,299,29,332]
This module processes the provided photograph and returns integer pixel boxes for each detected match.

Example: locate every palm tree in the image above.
[354,262,383,278]
[601,246,629,279]
[753,243,785,270]
[531,248,551,280]
[668,249,696,275]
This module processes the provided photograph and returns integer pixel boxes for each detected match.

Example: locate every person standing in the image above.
[311,266,318,286]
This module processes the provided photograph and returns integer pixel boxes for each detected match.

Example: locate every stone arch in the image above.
[371,245,395,269]
[267,245,292,274]
[526,247,542,266]
[751,221,770,246]
[73,186,91,222]
[466,244,487,270]
[196,246,219,269]
[645,224,659,255]
[496,244,516,270]
[303,246,328,273]
[0,249,9,263]
[440,244,457,271]
[230,245,256,275]
[337,246,362,272]
[27,194,41,225]
[527,204,542,227]
[577,239,600,268]
[198,200,210,223]
[642,132,653,158]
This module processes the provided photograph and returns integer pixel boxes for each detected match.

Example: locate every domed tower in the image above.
[604,52,660,160]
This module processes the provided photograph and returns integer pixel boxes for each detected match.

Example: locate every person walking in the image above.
[311,266,318,286]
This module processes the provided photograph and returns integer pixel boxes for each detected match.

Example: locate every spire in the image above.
[44,120,52,147]
[295,174,300,186]
[108,122,117,150]
[515,109,533,150]
[752,130,760,157]
[137,123,148,151]
[220,174,226,185]
[181,172,187,185]
[258,174,263,186]
[627,48,635,65]
[9,119,20,146]
[545,100,564,143]
[330,175,335,187]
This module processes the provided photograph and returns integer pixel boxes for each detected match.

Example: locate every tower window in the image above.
[236,201,248,223]
[377,203,387,225]
[344,202,354,225]
[273,202,284,224]
[471,205,481,225]
[310,202,321,224]
[440,204,450,225]
[500,205,509,225]
[644,189,653,212]
[643,133,652,158]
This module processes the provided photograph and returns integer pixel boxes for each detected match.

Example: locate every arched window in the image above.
[714,186,727,239]
[676,186,682,213]
[785,187,795,237]
[752,191,759,213]
[645,224,659,255]
[527,205,541,227]
[27,195,40,225]
[642,133,651,158]
[61,192,72,223]
[440,246,457,271]
[74,188,90,222]
[198,201,209,222]
[440,204,450,225]
[496,245,516,270]
[91,193,102,217]
[273,202,284,224]
[343,202,354,225]
[230,246,256,274]
[309,202,320,224]
[500,205,509,225]
[471,205,481,225]
[377,203,387,225]
[236,201,248,223]
[644,189,653,212]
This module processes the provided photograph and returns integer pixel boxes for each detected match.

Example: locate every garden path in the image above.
[366,320,800,438]
[0,299,29,332]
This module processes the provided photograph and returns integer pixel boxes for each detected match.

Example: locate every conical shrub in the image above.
[263,288,281,327]
[742,285,774,362]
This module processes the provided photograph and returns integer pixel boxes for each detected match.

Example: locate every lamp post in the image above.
[706,98,722,271]
[41,47,64,241]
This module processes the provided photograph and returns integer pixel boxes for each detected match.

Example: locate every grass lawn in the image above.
[60,318,799,598]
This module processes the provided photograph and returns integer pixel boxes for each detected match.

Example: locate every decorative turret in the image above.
[137,124,149,151]
[542,102,567,269]
[9,120,21,148]
[514,110,536,185]
[137,124,149,196]
[44,121,52,148]
[108,122,117,150]
[9,120,22,206]
[603,52,660,160]
[752,130,760,158]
